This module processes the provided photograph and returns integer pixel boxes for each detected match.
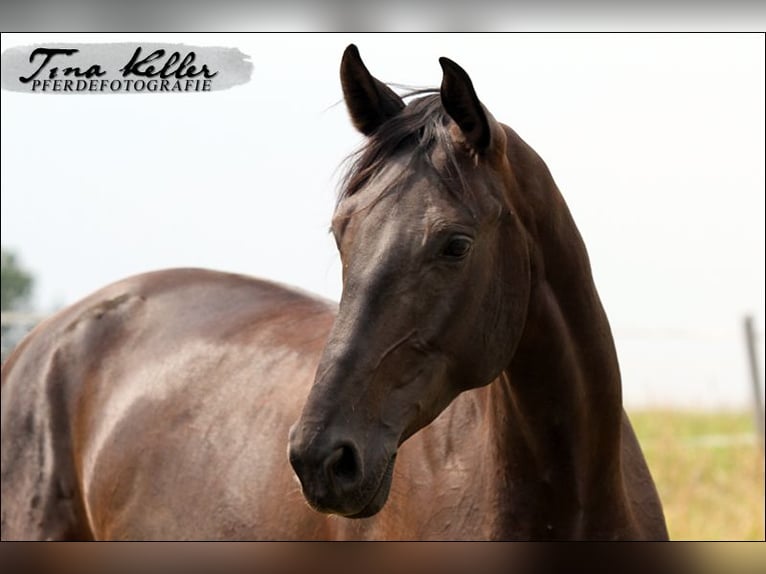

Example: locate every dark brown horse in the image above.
[1,45,668,540]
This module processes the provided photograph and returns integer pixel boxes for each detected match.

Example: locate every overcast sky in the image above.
[1,33,764,409]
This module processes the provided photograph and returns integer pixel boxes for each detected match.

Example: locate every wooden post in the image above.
[744,315,765,452]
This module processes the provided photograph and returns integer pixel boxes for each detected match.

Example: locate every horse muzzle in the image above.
[287,423,396,518]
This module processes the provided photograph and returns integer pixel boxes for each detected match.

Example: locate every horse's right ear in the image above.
[341,44,405,136]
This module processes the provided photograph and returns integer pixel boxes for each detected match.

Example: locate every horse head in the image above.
[288,45,531,518]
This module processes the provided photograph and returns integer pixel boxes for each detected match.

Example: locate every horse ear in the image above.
[341,44,405,136]
[439,57,491,151]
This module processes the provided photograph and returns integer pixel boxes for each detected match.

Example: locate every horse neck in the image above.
[492,127,627,531]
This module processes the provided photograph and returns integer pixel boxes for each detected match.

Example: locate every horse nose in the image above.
[288,428,363,506]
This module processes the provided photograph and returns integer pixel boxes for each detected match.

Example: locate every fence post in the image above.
[744,315,765,452]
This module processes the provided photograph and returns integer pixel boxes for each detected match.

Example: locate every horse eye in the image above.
[442,235,473,259]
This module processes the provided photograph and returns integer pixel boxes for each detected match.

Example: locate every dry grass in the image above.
[630,410,765,540]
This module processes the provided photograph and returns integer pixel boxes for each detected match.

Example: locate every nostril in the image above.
[325,443,360,488]
[335,444,358,481]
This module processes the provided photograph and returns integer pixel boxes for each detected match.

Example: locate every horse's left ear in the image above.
[439,57,491,151]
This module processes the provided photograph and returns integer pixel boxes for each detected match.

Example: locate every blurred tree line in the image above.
[1,247,33,311]
[1,247,35,362]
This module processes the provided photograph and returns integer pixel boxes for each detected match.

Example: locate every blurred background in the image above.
[1,32,764,540]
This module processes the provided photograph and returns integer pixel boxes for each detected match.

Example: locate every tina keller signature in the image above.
[19,47,219,92]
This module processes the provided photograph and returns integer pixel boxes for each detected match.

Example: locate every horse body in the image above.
[1,45,668,540]
[1,269,332,539]
[1,267,664,539]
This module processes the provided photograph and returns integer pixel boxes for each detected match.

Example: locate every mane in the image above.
[337,90,473,208]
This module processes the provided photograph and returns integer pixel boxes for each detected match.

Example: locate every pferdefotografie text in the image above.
[19,47,218,93]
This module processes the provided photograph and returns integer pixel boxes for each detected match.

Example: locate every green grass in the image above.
[630,410,765,540]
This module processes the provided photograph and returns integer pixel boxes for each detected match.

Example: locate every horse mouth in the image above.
[344,453,397,519]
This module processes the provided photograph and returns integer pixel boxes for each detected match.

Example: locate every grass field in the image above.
[630,410,765,540]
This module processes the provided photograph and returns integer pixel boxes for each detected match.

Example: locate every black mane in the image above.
[338,91,470,206]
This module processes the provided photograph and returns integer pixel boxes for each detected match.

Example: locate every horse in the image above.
[1,44,668,540]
